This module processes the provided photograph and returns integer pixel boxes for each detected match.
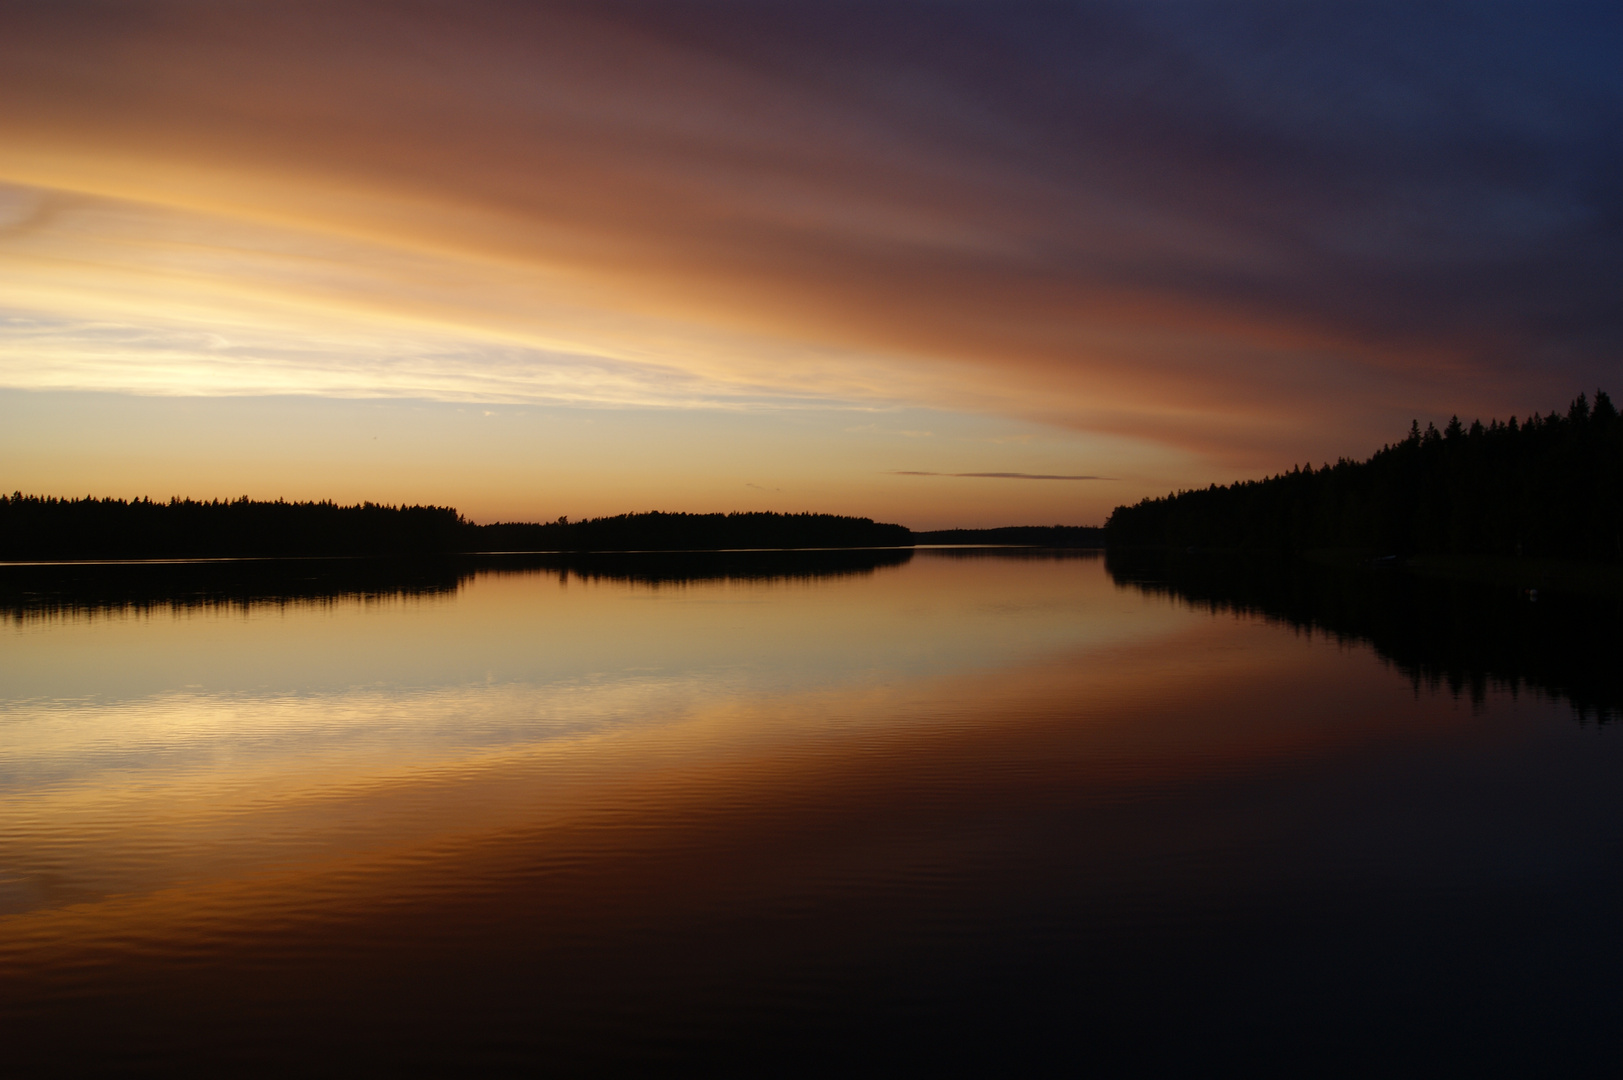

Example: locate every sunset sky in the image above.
[2,2,1619,528]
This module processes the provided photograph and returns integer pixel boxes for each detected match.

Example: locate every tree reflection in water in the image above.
[1107,548,1623,723]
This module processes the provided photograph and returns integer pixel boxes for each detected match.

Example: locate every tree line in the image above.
[0,499,913,560]
[468,511,911,552]
[1106,390,1623,560]
[0,495,464,560]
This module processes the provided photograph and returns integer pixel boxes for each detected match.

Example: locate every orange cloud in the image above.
[1,2,1617,479]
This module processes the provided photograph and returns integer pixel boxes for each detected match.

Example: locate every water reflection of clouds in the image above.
[2,551,1607,1080]
[1,553,1182,781]
[0,555,1194,912]
[13,550,1579,929]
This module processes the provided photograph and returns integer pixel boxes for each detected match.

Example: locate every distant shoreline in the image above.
[0,497,1105,561]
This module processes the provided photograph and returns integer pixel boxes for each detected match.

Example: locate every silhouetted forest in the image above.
[0,495,463,560]
[912,525,1105,547]
[1107,390,1623,559]
[469,511,911,552]
[0,498,913,560]
[1107,548,1623,723]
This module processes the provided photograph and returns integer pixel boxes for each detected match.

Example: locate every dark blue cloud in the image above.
[614,1,1623,382]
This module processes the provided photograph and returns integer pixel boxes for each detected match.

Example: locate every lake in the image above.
[2,549,1620,1075]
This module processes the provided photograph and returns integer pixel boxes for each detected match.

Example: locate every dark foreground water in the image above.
[2,549,1620,1076]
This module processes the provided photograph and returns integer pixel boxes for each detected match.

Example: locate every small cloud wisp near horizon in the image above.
[891,471,1115,481]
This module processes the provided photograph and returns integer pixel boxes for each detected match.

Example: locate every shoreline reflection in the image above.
[0,548,917,622]
[3,551,1620,1074]
[1106,549,1623,722]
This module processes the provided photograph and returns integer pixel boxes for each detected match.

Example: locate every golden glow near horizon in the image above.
[2,3,1616,527]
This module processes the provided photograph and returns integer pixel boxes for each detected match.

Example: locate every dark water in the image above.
[2,550,1620,1075]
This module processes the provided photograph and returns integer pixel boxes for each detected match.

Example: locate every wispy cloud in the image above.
[891,471,1113,481]
[0,2,1618,475]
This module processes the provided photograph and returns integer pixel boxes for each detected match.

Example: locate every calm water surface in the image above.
[2,550,1619,1074]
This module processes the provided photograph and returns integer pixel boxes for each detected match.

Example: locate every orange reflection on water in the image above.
[0,552,1594,1072]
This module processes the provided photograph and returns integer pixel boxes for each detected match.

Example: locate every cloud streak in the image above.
[892,472,1113,482]
[0,0,1619,478]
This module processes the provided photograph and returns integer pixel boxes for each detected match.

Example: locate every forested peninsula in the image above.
[1106,391,1623,561]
